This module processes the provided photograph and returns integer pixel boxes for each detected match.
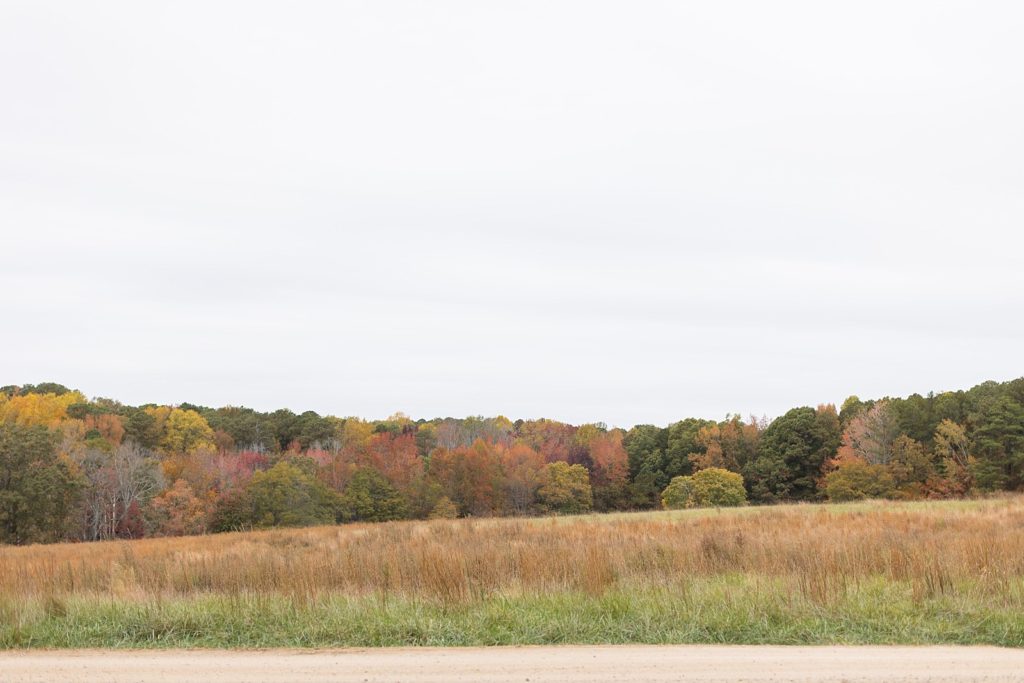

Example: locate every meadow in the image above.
[2,497,1024,648]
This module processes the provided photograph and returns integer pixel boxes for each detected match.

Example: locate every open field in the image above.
[4,646,1024,683]
[2,498,1024,648]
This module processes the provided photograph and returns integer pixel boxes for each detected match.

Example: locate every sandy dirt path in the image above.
[2,645,1023,682]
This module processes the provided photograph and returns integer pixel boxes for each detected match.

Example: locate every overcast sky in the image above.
[2,1,1022,427]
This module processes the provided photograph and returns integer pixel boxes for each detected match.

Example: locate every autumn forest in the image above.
[1,377,1023,546]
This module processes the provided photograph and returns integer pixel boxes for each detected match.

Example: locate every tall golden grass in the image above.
[3,497,1023,609]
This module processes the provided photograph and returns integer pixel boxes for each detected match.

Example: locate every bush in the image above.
[662,467,746,509]
[428,496,459,519]
[208,489,253,533]
[822,459,895,502]
[661,475,695,509]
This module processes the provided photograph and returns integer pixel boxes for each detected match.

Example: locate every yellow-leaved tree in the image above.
[0,391,86,428]
[160,408,216,454]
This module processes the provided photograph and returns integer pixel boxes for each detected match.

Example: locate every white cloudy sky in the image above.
[2,1,1022,427]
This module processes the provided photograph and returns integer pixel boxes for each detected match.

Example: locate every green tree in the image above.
[622,419,714,501]
[623,424,665,479]
[266,409,300,450]
[823,459,895,502]
[745,406,841,502]
[664,418,715,480]
[0,423,82,544]
[122,408,162,450]
[892,393,937,444]
[536,462,592,514]
[339,467,408,522]
[204,406,267,451]
[932,391,968,427]
[661,468,746,508]
[627,469,662,509]
[242,461,339,528]
[971,395,1024,490]
[839,395,866,427]
[660,475,694,509]
[623,424,667,507]
[690,467,747,506]
[295,411,337,450]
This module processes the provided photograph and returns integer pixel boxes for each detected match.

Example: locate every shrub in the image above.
[661,475,694,509]
[428,496,459,519]
[822,459,895,502]
[662,467,746,509]
[208,489,253,532]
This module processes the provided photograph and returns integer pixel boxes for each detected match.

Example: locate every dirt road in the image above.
[2,645,1023,682]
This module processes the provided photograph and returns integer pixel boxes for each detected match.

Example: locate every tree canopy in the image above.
[0,376,1022,544]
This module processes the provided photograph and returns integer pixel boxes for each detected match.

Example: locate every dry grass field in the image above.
[2,497,1024,648]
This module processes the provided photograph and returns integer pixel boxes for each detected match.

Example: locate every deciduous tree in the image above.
[536,461,592,514]
[161,408,216,454]
[145,479,208,536]
[844,401,901,465]
[339,468,408,522]
[662,468,746,508]
[498,442,544,514]
[240,461,339,528]
[822,458,895,501]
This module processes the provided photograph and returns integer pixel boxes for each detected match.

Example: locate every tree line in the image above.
[0,377,1022,544]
